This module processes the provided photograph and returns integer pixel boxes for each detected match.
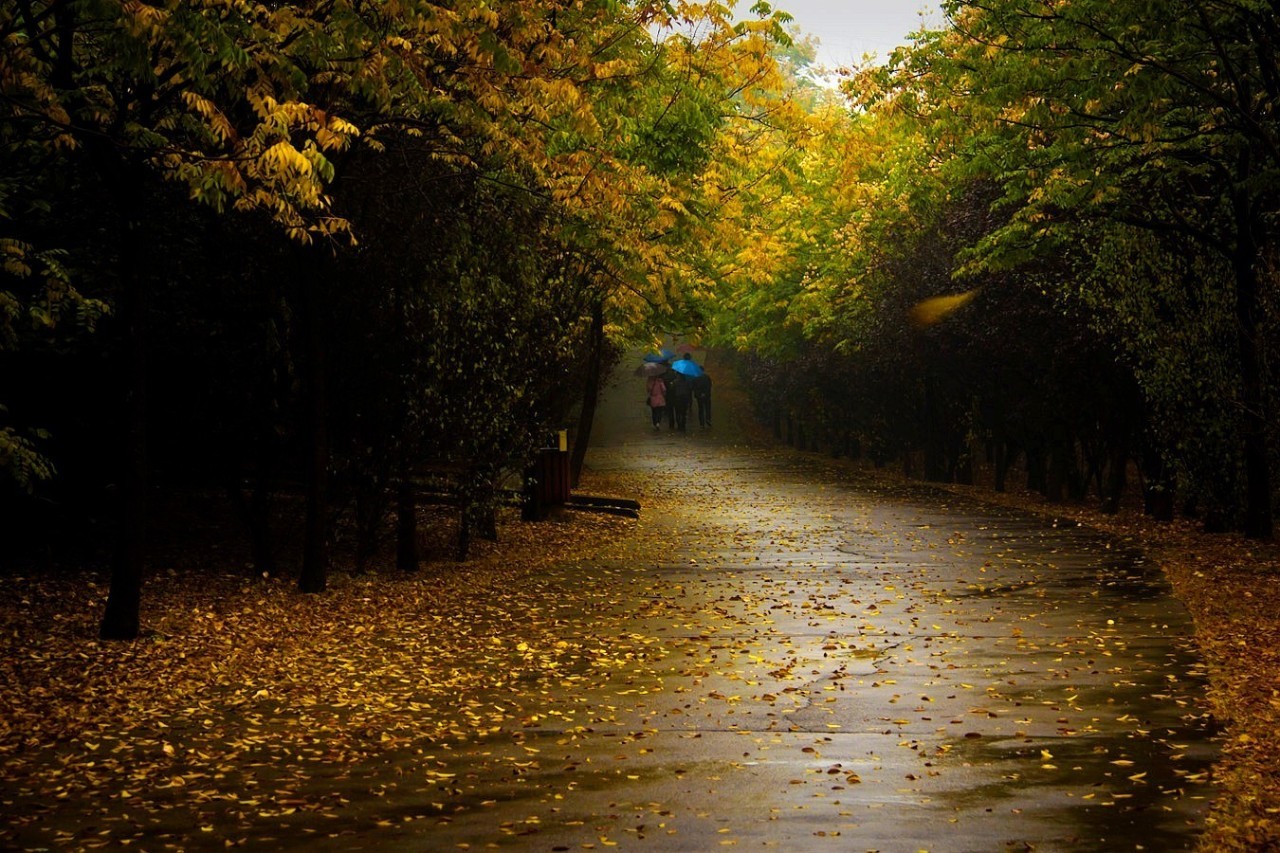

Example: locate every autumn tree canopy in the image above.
[698,0,1280,537]
[1,0,800,637]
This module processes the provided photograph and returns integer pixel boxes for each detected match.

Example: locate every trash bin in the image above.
[523,438,571,520]
[536,447,571,505]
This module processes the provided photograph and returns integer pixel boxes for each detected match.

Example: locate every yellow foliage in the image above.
[908,290,980,327]
[1,239,32,278]
[258,141,312,177]
[180,91,236,143]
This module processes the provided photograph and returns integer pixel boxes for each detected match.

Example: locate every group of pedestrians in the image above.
[645,353,712,433]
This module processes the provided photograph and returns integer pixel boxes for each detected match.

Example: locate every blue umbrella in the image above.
[671,358,704,377]
[643,348,675,363]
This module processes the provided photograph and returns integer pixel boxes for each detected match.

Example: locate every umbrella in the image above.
[643,348,675,363]
[671,358,704,377]
[633,362,666,377]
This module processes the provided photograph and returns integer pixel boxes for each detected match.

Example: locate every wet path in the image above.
[348,362,1217,851]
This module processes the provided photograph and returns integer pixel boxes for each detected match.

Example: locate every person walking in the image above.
[692,370,712,427]
[670,372,693,432]
[661,363,679,429]
[646,374,667,430]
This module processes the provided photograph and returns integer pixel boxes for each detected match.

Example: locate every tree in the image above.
[1,0,809,638]
[883,0,1280,536]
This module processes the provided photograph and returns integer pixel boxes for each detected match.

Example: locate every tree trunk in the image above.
[231,443,277,578]
[1230,207,1273,538]
[1142,447,1175,522]
[1045,452,1066,502]
[1066,438,1087,501]
[253,421,281,576]
[475,468,499,541]
[1026,444,1047,495]
[354,519,376,575]
[100,161,148,641]
[993,436,1010,493]
[456,505,472,561]
[246,476,276,577]
[1045,425,1072,502]
[569,299,604,489]
[100,224,147,641]
[1101,445,1127,515]
[479,506,499,541]
[390,278,419,572]
[954,434,974,485]
[922,382,946,482]
[297,270,330,593]
[395,467,419,572]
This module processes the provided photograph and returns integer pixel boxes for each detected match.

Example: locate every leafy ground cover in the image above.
[910,475,1280,851]
[1,447,1277,851]
[0,490,643,849]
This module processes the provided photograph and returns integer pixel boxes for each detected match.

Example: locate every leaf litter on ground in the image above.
[0,492,648,849]
[909,473,1280,852]
[2,440,1278,851]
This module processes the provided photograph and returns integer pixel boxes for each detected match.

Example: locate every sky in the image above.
[769,0,945,69]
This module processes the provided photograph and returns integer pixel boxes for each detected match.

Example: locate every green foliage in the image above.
[0,423,56,494]
[810,0,1280,529]
[1077,224,1245,519]
[631,83,722,176]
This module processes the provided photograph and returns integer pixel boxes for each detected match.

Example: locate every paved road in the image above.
[343,357,1217,851]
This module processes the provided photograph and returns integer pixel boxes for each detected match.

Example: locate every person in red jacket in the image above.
[646,374,667,430]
